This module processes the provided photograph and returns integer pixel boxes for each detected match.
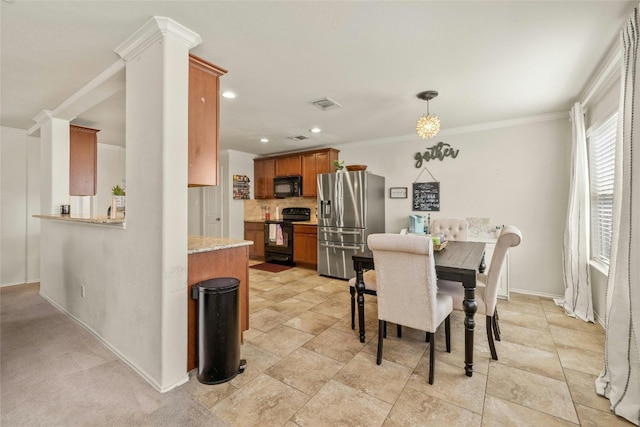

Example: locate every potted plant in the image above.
[333,160,345,171]
[111,185,125,214]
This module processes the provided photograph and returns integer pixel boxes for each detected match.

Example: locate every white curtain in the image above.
[595,7,640,425]
[555,102,593,322]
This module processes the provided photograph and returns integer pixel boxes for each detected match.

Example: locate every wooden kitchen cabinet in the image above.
[255,148,339,199]
[293,224,317,268]
[69,125,98,196]
[302,148,339,197]
[188,54,227,187]
[244,221,265,259]
[275,154,301,177]
[254,158,275,199]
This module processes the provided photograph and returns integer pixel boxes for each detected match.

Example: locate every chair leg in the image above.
[486,315,498,360]
[349,287,356,329]
[492,309,501,341]
[445,315,451,353]
[377,319,384,365]
[397,324,402,338]
[383,320,387,338]
[428,332,435,384]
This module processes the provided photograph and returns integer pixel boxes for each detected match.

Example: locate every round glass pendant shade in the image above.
[416,114,441,139]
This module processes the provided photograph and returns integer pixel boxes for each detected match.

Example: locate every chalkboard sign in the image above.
[412,182,440,211]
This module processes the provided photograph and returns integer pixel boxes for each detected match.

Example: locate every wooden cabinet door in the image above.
[244,222,265,259]
[69,125,98,196]
[276,154,302,177]
[254,158,275,199]
[188,54,227,187]
[301,149,339,197]
[294,224,317,266]
[302,153,318,197]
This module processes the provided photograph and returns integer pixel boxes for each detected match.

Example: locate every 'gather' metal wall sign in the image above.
[414,142,459,168]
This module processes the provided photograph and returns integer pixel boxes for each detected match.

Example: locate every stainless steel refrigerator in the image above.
[317,170,385,279]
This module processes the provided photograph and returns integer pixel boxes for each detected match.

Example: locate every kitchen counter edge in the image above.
[244,219,317,226]
[188,235,253,254]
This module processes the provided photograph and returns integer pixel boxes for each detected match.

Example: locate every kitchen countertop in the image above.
[33,214,125,226]
[244,219,317,226]
[188,235,253,254]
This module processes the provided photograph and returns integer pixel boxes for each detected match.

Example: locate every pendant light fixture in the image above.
[416,90,441,140]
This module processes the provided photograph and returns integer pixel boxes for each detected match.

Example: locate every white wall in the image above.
[1,127,40,286]
[221,149,256,239]
[338,116,571,298]
[38,20,196,392]
[96,143,126,216]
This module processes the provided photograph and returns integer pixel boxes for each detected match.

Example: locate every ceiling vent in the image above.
[309,97,342,111]
[288,135,310,142]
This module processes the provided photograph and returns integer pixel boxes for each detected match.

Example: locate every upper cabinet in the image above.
[254,158,276,199]
[254,148,339,199]
[69,125,98,196]
[275,154,301,177]
[188,54,227,187]
[301,148,339,197]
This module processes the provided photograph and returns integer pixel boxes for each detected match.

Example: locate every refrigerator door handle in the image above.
[320,229,361,235]
[319,242,362,250]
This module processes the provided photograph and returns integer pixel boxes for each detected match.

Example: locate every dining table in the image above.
[352,240,486,377]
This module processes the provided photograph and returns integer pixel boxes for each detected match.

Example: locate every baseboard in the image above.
[509,288,564,300]
[38,290,189,393]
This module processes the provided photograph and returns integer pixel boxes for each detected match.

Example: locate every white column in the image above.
[36,111,70,215]
[114,16,201,390]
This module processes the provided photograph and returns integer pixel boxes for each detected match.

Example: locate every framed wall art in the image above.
[389,187,408,199]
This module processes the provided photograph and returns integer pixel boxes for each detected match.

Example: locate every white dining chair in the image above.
[430,219,469,241]
[437,225,522,360]
[368,233,452,384]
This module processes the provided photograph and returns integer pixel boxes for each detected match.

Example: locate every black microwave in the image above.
[274,176,302,198]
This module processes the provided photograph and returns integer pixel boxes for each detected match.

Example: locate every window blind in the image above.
[588,113,617,265]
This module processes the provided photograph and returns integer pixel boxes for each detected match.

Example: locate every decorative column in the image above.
[114,16,201,390]
[34,111,70,215]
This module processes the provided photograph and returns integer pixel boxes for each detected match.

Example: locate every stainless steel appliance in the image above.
[264,207,310,266]
[273,176,302,198]
[317,171,385,279]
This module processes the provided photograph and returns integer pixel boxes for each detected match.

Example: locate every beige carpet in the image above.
[0,283,226,426]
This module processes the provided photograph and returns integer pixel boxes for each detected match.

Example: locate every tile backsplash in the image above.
[244,198,317,222]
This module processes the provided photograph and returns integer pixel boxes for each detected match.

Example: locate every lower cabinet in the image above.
[244,222,265,260]
[293,224,317,268]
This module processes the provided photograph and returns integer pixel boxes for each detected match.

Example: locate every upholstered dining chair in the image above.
[368,233,453,384]
[430,218,469,241]
[437,225,522,360]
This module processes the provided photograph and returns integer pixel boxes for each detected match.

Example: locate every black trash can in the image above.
[192,277,246,384]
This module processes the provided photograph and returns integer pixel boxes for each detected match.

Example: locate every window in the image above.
[588,113,617,265]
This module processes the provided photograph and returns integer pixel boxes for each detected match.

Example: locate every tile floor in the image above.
[1,264,633,426]
[199,263,629,426]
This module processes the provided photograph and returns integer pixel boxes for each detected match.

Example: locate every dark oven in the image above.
[263,207,311,266]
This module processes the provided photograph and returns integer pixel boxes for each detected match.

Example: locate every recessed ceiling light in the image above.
[222,91,236,99]
[310,127,321,133]
[260,138,269,143]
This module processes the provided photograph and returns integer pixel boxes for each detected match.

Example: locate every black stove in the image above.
[281,207,311,223]
[264,207,310,266]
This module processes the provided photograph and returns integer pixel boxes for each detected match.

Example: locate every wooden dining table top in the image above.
[353,240,486,273]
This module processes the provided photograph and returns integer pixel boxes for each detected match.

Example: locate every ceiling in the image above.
[1,1,635,156]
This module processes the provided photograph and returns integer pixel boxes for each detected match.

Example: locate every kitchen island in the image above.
[187,235,253,371]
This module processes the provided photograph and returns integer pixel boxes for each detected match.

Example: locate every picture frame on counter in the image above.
[389,187,408,199]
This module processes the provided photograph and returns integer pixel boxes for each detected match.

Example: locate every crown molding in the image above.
[0,126,28,135]
[114,16,202,61]
[343,111,570,149]
[580,40,621,107]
